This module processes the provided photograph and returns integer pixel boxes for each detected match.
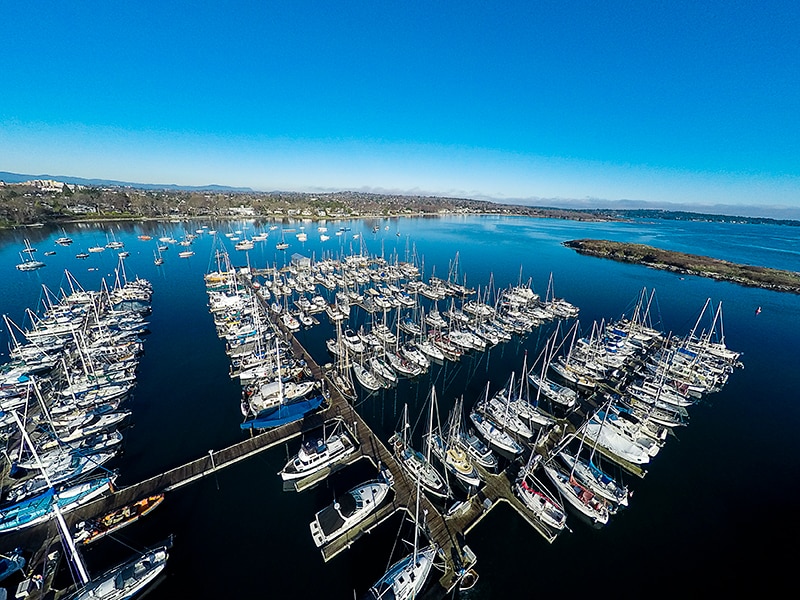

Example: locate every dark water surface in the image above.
[1,215,797,598]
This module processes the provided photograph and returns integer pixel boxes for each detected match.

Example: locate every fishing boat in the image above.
[309,477,391,547]
[73,494,165,545]
[279,420,356,481]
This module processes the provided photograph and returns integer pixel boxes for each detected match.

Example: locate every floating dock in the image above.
[8,272,581,599]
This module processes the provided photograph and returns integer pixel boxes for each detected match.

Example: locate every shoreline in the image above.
[2,209,622,230]
[563,239,800,295]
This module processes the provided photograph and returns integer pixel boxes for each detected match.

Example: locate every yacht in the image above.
[280,422,356,481]
[309,479,391,547]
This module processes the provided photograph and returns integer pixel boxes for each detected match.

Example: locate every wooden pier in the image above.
[8,273,586,599]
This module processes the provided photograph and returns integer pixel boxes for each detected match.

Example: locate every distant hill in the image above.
[0,171,253,193]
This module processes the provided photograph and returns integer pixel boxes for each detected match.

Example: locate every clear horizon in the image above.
[2,2,798,217]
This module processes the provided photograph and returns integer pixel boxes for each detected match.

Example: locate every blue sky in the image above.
[2,1,798,214]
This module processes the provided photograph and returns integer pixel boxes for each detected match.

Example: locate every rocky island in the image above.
[563,239,800,295]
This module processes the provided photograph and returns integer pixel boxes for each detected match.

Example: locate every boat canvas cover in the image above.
[316,491,357,537]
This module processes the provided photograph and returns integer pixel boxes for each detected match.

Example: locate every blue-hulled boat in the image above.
[240,394,325,430]
[0,549,25,583]
[0,476,114,534]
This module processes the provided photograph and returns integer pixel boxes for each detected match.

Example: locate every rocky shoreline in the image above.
[563,239,800,295]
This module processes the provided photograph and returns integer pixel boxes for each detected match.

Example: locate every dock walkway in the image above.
[10,271,571,598]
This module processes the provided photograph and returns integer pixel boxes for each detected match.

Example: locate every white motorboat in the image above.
[309,479,391,547]
[280,421,356,481]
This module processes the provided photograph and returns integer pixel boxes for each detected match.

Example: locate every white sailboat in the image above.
[424,389,481,490]
[9,411,170,600]
[390,402,450,499]
[514,453,567,532]
[365,435,437,600]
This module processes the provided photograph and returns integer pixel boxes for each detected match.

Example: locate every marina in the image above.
[0,215,791,598]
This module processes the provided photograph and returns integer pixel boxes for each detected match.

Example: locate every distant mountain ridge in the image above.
[0,171,253,193]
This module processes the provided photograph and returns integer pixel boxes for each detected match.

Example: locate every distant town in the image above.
[1,175,797,228]
[0,176,614,227]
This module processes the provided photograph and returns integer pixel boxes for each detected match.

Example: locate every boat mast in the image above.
[10,409,91,586]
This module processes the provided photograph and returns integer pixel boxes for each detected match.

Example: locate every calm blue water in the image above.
[1,215,798,598]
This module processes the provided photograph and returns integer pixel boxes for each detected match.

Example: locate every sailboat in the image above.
[240,340,325,430]
[528,332,578,409]
[364,437,437,600]
[16,239,46,271]
[424,389,481,490]
[469,383,524,457]
[56,229,74,246]
[542,460,610,526]
[514,453,567,532]
[8,411,171,600]
[389,402,450,499]
[276,229,290,250]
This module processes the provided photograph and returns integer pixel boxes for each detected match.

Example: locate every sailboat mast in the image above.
[10,408,91,585]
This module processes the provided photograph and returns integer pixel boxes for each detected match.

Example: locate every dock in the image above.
[8,272,583,599]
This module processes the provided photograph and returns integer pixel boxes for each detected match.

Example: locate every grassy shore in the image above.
[563,239,800,294]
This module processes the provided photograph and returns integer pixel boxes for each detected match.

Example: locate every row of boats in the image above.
[203,241,743,598]
[507,292,744,532]
[205,252,329,431]
[0,264,172,599]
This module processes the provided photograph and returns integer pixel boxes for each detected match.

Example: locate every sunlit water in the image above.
[1,215,797,598]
